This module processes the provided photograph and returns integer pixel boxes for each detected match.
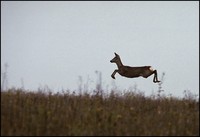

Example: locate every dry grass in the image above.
[1,88,199,136]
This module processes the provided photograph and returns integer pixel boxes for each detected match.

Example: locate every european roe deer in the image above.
[110,52,160,83]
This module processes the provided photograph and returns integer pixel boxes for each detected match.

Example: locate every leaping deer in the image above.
[110,52,160,83]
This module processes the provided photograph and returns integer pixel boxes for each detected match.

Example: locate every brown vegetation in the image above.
[1,88,199,136]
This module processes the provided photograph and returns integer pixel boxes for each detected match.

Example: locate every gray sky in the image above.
[1,1,199,97]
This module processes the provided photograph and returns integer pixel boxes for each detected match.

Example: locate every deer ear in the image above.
[114,52,118,56]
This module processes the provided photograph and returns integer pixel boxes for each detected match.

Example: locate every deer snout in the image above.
[110,60,113,63]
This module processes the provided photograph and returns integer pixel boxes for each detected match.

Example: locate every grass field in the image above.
[1,88,199,136]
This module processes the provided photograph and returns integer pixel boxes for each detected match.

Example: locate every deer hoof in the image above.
[111,75,115,79]
[154,80,160,83]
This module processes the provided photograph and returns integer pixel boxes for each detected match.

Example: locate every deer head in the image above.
[110,52,120,63]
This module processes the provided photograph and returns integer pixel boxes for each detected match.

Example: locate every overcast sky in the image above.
[1,1,199,98]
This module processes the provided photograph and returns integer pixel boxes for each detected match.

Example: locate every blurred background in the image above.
[1,1,199,98]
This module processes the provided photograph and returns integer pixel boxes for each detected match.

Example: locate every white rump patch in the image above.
[149,66,154,71]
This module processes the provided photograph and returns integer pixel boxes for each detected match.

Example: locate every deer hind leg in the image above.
[153,70,160,83]
[111,69,118,79]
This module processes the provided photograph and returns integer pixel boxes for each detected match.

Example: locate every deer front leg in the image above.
[111,69,118,79]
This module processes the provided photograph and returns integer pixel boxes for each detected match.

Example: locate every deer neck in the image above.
[116,58,124,69]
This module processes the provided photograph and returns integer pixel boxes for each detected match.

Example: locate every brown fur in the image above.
[110,53,160,83]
